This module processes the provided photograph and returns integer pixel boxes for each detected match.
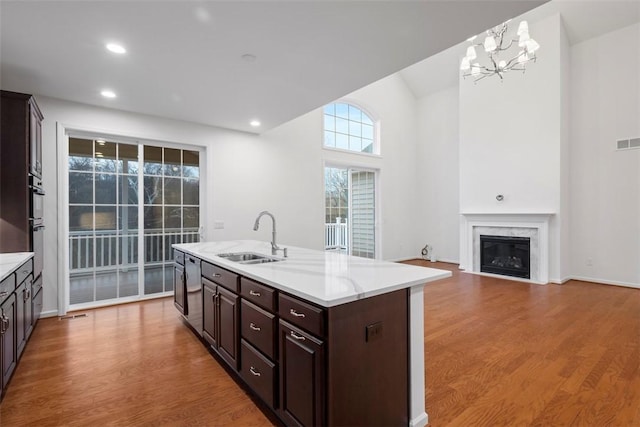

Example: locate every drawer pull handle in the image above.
[0,291,7,298]
[290,309,305,318]
[213,273,222,278]
[249,290,261,297]
[250,367,261,376]
[290,331,306,341]
[249,322,261,331]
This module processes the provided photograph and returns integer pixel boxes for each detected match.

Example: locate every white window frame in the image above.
[56,122,206,315]
[323,160,381,260]
[321,99,382,158]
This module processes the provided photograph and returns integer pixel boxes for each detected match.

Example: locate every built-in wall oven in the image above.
[29,175,45,280]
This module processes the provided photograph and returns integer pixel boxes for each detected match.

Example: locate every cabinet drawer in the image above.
[16,259,33,286]
[202,262,239,293]
[241,299,276,360]
[240,339,276,408]
[31,274,43,297]
[174,250,185,265]
[279,294,325,338]
[1,274,16,300]
[240,278,276,312]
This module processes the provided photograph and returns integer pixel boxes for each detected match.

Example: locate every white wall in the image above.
[458,14,566,281]
[459,14,563,213]
[37,73,421,315]
[416,86,460,263]
[569,23,640,287]
[336,74,423,261]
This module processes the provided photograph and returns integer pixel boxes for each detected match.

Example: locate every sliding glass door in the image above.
[68,137,201,309]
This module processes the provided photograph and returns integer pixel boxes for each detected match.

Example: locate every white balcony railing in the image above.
[69,229,199,272]
[325,218,348,251]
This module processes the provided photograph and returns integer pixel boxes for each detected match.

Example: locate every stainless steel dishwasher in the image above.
[185,254,202,336]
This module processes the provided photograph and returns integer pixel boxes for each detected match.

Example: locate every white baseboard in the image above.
[409,412,428,427]
[40,310,59,319]
[568,275,639,289]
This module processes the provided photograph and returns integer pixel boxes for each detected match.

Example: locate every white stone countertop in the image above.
[0,252,34,282]
[173,240,451,307]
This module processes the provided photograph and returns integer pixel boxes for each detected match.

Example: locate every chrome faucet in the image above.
[253,211,287,257]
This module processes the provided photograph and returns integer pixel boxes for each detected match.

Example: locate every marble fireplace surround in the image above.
[460,213,554,284]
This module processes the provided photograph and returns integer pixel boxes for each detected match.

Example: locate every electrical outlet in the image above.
[366,321,383,342]
[214,221,224,229]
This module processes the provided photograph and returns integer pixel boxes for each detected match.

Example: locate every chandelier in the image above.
[460,20,540,82]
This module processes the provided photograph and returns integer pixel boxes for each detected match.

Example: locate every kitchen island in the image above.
[173,240,451,427]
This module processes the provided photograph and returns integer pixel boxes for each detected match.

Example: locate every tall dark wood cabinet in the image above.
[1,91,44,401]
[0,91,45,278]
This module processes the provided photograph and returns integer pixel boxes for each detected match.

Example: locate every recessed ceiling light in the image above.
[106,43,126,54]
[250,120,261,127]
[101,89,116,98]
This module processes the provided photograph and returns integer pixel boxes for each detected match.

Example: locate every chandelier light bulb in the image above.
[466,46,477,61]
[517,21,529,36]
[518,51,529,63]
[460,56,471,71]
[460,19,539,82]
[525,39,540,53]
[484,36,497,52]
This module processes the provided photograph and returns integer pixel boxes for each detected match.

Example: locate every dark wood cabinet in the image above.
[240,339,277,407]
[217,286,239,369]
[175,252,410,426]
[1,293,17,392]
[202,278,217,348]
[0,257,38,401]
[241,299,276,360]
[32,276,43,327]
[15,277,33,360]
[278,320,325,427]
[0,90,44,253]
[199,262,239,370]
[173,263,185,315]
[29,105,43,178]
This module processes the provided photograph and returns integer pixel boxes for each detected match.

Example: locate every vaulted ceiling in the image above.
[0,1,546,133]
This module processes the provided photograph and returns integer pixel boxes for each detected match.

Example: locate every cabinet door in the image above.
[279,320,325,427]
[217,286,239,370]
[173,264,185,315]
[29,102,42,178]
[23,276,33,344]
[16,282,26,360]
[202,279,218,348]
[1,293,17,390]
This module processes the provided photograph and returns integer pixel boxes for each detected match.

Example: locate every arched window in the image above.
[323,103,376,154]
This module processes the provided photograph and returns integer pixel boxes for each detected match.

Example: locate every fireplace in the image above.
[480,235,531,279]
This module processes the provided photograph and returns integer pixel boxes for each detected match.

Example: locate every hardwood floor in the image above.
[405,260,640,427]
[1,263,638,426]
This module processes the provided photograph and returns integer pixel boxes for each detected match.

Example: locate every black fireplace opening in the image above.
[480,235,531,279]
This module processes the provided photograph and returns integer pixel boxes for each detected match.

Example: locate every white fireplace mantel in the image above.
[460,212,555,284]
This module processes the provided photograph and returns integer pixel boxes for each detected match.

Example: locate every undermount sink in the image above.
[217,252,282,265]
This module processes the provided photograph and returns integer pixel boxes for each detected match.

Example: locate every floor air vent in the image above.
[59,313,88,320]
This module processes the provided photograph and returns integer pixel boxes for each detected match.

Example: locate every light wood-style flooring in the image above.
[1,262,638,426]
